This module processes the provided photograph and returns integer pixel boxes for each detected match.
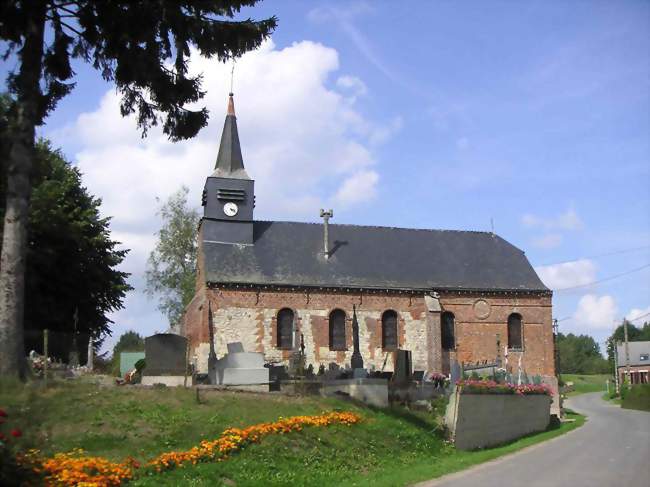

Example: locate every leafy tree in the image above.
[146,186,199,331]
[112,331,145,356]
[557,332,610,375]
[606,320,650,366]
[0,128,132,360]
[0,1,276,379]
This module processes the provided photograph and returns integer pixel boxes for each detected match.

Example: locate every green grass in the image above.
[621,384,650,412]
[0,379,585,486]
[561,374,611,396]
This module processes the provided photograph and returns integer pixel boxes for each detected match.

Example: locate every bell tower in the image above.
[201,93,254,245]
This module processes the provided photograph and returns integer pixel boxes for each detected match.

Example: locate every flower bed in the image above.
[16,411,361,486]
[457,379,551,396]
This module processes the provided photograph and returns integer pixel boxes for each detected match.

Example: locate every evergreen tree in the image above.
[145,186,199,331]
[0,134,132,360]
[0,1,276,378]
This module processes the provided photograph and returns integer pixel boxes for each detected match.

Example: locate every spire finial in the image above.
[226,61,236,116]
[227,92,235,116]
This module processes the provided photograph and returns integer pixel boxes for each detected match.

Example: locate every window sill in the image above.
[508,347,524,352]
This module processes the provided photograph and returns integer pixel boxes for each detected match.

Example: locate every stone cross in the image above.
[319,209,333,259]
[69,307,80,367]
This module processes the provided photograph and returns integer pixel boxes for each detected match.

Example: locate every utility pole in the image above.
[624,318,631,386]
[553,318,561,384]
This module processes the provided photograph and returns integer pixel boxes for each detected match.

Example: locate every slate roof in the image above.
[202,221,549,292]
[616,341,650,367]
[212,94,250,179]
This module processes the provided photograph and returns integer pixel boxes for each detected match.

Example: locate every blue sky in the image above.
[3,1,649,353]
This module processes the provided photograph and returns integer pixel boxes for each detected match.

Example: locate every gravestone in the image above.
[393,350,412,383]
[213,342,269,386]
[227,342,245,354]
[142,333,188,386]
[450,360,461,385]
[120,351,145,377]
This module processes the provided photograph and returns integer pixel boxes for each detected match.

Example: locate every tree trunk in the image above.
[0,2,46,379]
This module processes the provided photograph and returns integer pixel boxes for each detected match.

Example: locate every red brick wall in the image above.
[182,286,554,376]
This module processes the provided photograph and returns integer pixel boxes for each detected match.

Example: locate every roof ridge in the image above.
[253,219,493,235]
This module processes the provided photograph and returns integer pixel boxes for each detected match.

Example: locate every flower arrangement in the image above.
[148,411,361,472]
[457,379,551,396]
[19,411,361,486]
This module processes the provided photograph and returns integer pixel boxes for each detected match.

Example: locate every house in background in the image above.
[616,341,650,385]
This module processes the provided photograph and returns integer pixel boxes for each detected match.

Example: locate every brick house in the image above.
[182,95,555,378]
[616,341,650,385]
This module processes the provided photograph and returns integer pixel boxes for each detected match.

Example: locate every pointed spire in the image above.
[213,93,250,179]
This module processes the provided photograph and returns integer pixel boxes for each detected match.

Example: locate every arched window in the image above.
[329,309,347,351]
[277,308,294,349]
[382,310,398,350]
[441,312,455,350]
[508,313,523,350]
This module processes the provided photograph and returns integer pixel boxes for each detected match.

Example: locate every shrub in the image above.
[457,379,552,396]
[621,384,650,412]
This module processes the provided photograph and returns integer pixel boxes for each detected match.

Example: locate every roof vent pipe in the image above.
[319,209,334,259]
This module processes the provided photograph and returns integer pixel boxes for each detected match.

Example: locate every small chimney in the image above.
[319,209,334,259]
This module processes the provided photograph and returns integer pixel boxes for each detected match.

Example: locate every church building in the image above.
[182,94,555,378]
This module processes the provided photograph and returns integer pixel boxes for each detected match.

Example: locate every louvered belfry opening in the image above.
[441,311,455,350]
[277,308,294,349]
[329,309,347,350]
[382,310,398,350]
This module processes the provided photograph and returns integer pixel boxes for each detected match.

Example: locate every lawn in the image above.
[0,378,584,486]
[561,374,611,396]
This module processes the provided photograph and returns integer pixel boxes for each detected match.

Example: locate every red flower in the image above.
[0,409,7,417]
[10,428,22,438]
[0,432,5,440]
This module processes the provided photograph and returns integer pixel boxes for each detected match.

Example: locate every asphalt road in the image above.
[417,392,650,487]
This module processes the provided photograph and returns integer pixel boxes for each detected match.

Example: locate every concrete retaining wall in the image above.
[445,388,551,450]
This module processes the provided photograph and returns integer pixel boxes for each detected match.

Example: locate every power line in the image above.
[627,311,650,323]
[553,263,650,292]
[535,245,650,267]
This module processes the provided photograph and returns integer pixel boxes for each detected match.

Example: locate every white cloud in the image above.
[49,40,400,346]
[573,294,618,330]
[535,259,596,290]
[625,306,650,323]
[531,233,563,249]
[522,207,583,231]
[332,170,379,207]
[336,75,367,98]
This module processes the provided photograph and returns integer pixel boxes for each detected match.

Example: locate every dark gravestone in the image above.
[393,350,412,383]
[227,342,245,354]
[144,333,188,376]
[450,360,461,385]
[350,305,364,370]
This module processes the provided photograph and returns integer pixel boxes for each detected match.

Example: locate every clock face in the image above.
[223,202,239,217]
